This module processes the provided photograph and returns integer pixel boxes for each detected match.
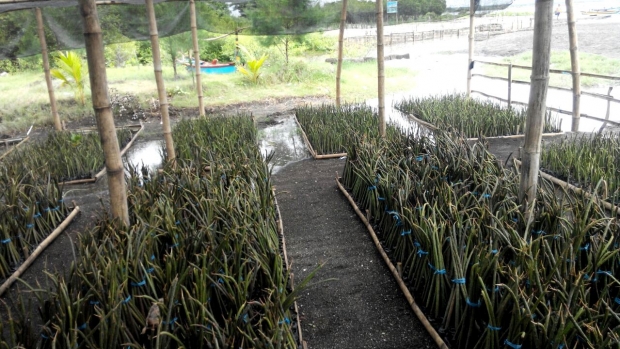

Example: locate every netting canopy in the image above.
[0,0,514,60]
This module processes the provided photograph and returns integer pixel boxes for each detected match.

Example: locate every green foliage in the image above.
[200,35,235,62]
[135,41,153,65]
[104,42,138,68]
[237,44,268,85]
[50,51,87,105]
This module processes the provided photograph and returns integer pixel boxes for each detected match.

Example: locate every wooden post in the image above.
[565,0,581,132]
[35,8,62,131]
[78,0,129,226]
[190,0,205,116]
[336,0,348,107]
[519,0,554,212]
[145,0,175,162]
[598,87,614,134]
[507,63,512,105]
[466,0,475,97]
[376,0,386,138]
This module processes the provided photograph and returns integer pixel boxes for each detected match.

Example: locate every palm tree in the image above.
[51,51,88,105]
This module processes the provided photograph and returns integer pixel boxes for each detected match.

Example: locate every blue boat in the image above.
[182,59,236,75]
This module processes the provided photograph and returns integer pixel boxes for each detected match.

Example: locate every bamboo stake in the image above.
[35,7,62,131]
[0,136,29,161]
[565,0,581,132]
[190,0,205,117]
[293,115,346,159]
[519,0,554,212]
[507,63,512,105]
[336,176,449,349]
[145,0,175,162]
[466,0,475,97]
[0,206,80,297]
[376,0,386,138]
[336,0,348,107]
[78,0,129,226]
[598,87,614,134]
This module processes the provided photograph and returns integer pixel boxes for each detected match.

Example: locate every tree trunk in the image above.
[565,0,581,132]
[145,0,175,163]
[190,0,205,116]
[376,0,386,138]
[466,0,475,97]
[336,0,348,107]
[285,37,289,66]
[35,8,62,131]
[78,0,129,226]
[519,0,554,213]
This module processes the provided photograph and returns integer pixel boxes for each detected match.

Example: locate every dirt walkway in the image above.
[273,158,434,349]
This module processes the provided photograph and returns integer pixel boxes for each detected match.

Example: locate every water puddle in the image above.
[124,139,164,171]
[258,114,309,174]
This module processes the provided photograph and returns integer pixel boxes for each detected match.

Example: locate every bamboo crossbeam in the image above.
[475,60,620,81]
[336,176,448,349]
[0,136,29,161]
[0,206,80,297]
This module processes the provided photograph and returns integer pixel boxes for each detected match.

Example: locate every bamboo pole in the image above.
[466,0,475,97]
[335,177,449,349]
[565,0,581,132]
[507,63,512,105]
[519,0,554,212]
[145,0,175,162]
[190,0,205,117]
[35,8,62,131]
[598,87,614,134]
[78,0,129,226]
[0,206,80,297]
[376,0,386,138]
[336,0,348,107]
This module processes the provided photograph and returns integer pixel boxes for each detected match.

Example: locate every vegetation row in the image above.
[395,94,562,138]
[342,130,620,348]
[1,115,306,348]
[541,132,620,203]
[1,129,133,185]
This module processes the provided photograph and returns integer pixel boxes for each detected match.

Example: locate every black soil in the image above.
[273,158,435,349]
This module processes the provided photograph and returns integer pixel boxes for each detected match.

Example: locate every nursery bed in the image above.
[294,115,347,160]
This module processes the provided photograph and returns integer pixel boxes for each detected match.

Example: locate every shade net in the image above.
[0,0,514,60]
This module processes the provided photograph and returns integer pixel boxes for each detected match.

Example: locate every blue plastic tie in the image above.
[491,249,498,254]
[175,220,180,225]
[428,263,446,274]
[416,206,423,210]
[579,243,589,251]
[163,317,178,326]
[413,241,421,247]
[1,238,10,244]
[557,344,565,349]
[368,185,377,191]
[596,270,612,276]
[487,325,502,331]
[482,193,491,199]
[452,278,466,284]
[218,277,224,284]
[504,339,522,349]
[41,333,49,339]
[401,230,411,236]
[242,314,249,323]
[466,297,481,307]
[415,155,424,161]
[58,199,64,203]
[615,297,620,305]
[511,217,518,223]
[44,207,50,212]
[89,300,99,305]
[52,206,60,211]
[78,323,87,331]
[33,213,41,218]
[23,207,29,211]
[122,295,131,304]
[26,223,34,229]
[416,249,428,257]
[533,230,546,235]
[378,197,385,201]
[472,191,479,195]
[278,317,291,325]
[146,267,155,274]
[150,254,155,261]
[131,280,146,287]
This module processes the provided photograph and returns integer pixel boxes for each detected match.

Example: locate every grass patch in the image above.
[0,59,417,134]
[483,50,620,88]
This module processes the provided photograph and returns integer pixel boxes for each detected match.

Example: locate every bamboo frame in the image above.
[58,123,144,185]
[514,159,620,216]
[475,60,620,80]
[145,0,175,162]
[79,0,129,225]
[293,115,347,160]
[335,176,449,349]
[35,7,62,131]
[272,189,305,348]
[335,0,348,107]
[565,0,581,131]
[519,0,553,210]
[376,0,385,138]
[466,0,475,97]
[0,136,29,161]
[0,206,80,297]
[190,0,205,117]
